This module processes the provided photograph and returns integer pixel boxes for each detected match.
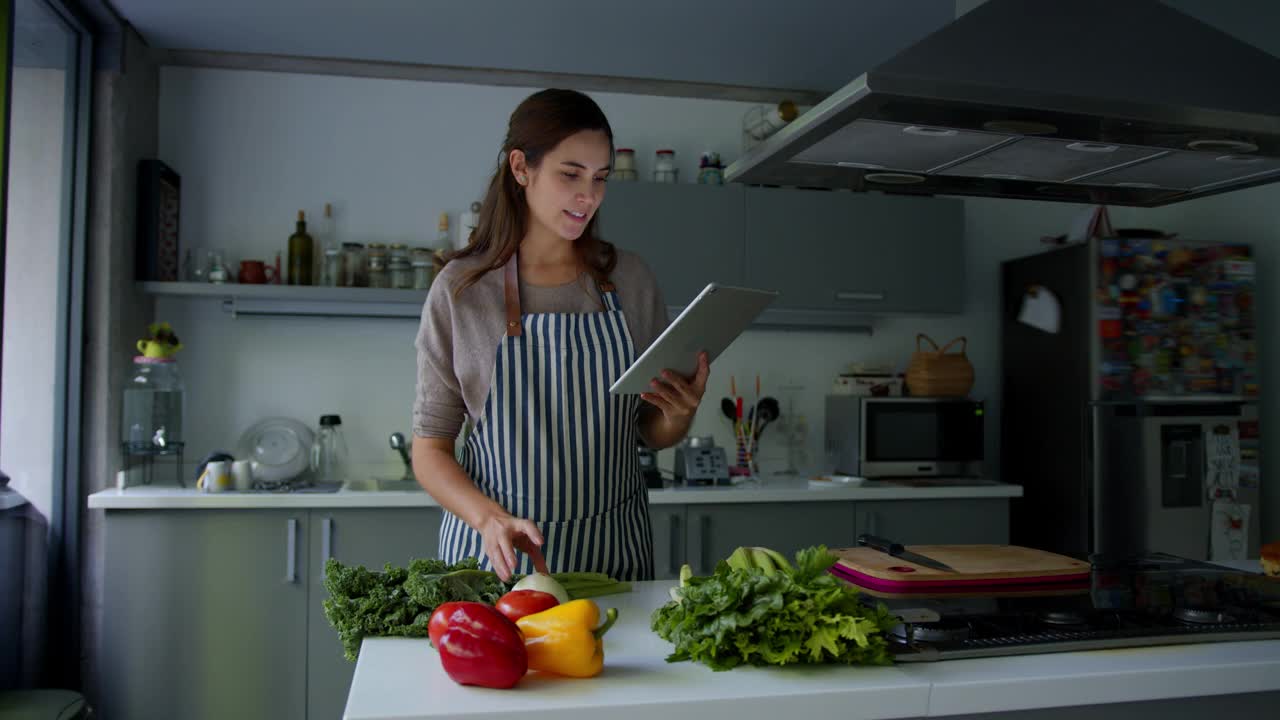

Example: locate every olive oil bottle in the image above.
[288,210,314,285]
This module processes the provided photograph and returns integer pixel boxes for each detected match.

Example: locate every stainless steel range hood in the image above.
[725,0,1280,206]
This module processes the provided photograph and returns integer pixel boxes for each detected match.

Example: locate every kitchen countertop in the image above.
[87,476,1021,509]
[344,579,1280,720]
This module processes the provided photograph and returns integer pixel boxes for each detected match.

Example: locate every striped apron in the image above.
[438,253,655,581]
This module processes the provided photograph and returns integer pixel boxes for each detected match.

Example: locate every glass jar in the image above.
[388,243,411,288]
[389,257,413,289]
[653,149,678,183]
[120,357,185,455]
[366,243,389,288]
[340,243,365,287]
[309,414,348,485]
[613,148,637,182]
[320,248,342,287]
[411,247,435,290]
[388,243,409,264]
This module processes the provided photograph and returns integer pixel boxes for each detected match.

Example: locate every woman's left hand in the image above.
[642,351,709,421]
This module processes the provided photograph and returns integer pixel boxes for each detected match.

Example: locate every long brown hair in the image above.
[441,88,618,296]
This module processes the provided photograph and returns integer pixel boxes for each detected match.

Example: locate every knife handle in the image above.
[857,534,904,556]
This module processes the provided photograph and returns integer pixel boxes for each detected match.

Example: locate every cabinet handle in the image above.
[668,514,681,577]
[700,515,712,575]
[835,291,885,302]
[860,511,879,537]
[284,518,298,584]
[321,516,333,577]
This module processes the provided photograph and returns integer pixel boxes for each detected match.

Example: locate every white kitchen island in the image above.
[88,478,1021,720]
[345,581,1280,720]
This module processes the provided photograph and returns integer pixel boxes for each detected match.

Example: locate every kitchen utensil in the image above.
[829,544,1092,598]
[858,534,957,572]
[238,259,275,284]
[748,375,761,459]
[751,396,781,437]
[720,397,736,421]
[237,417,314,485]
[197,460,233,492]
[193,450,235,484]
[231,459,254,491]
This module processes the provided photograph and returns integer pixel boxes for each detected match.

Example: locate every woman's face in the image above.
[515,129,612,243]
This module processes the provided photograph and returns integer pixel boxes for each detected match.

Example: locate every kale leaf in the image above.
[322,556,510,662]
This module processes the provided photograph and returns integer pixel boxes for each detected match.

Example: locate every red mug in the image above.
[238,260,276,284]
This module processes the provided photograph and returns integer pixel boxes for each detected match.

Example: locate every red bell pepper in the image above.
[495,590,560,623]
[431,602,527,689]
[428,601,469,648]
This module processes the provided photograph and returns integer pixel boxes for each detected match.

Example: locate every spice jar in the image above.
[366,243,389,289]
[388,243,409,265]
[340,243,365,287]
[653,149,678,183]
[613,148,638,182]
[412,247,435,290]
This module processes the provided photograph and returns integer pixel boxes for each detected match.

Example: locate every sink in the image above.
[342,477,423,492]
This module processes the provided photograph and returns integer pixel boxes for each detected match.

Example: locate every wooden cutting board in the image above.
[829,544,1092,598]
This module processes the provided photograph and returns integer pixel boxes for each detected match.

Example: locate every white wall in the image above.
[2,68,67,520]
[156,67,765,477]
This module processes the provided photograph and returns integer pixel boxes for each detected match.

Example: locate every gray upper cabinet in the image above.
[100,510,309,720]
[744,187,965,317]
[685,502,856,576]
[600,182,745,308]
[307,509,443,720]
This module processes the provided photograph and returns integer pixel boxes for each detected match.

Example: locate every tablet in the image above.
[610,283,778,395]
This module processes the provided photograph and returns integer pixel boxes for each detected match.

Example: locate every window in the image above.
[0,0,91,688]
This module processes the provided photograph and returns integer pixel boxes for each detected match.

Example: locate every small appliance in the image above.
[825,396,984,478]
[673,436,730,486]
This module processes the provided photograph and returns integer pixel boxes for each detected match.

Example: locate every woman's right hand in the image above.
[479,512,548,581]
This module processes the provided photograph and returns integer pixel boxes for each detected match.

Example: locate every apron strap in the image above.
[503,253,522,337]
[502,252,618,335]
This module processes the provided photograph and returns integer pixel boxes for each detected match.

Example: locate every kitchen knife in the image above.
[857,534,957,573]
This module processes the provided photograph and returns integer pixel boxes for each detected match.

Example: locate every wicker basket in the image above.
[905,334,974,397]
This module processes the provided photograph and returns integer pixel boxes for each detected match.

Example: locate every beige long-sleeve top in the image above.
[413,249,670,439]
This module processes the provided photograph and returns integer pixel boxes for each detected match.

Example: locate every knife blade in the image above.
[857,534,957,573]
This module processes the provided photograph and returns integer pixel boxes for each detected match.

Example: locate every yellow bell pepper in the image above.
[515,599,619,678]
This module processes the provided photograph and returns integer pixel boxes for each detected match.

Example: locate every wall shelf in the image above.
[140,282,429,318]
[140,281,877,332]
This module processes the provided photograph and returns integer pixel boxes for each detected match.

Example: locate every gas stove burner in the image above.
[904,620,972,643]
[1040,610,1089,626]
[1173,607,1235,625]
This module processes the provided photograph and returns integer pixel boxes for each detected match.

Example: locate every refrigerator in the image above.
[1001,232,1260,562]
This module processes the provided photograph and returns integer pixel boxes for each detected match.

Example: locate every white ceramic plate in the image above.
[237,417,314,484]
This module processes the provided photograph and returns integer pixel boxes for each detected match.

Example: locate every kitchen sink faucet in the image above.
[389,432,414,481]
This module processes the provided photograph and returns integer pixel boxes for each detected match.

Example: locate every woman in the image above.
[413,88,709,582]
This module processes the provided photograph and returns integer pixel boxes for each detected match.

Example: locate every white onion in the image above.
[512,572,569,604]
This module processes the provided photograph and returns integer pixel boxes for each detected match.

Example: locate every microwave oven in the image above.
[824,396,985,478]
